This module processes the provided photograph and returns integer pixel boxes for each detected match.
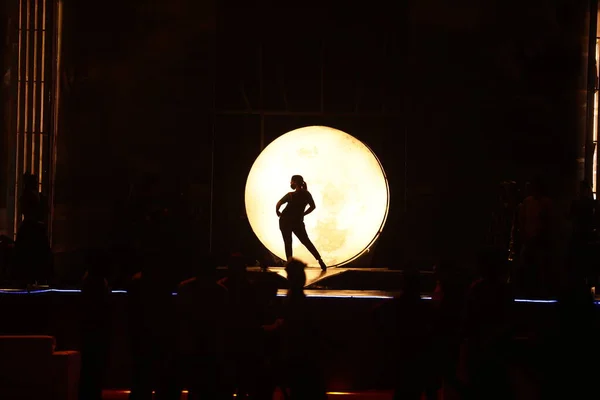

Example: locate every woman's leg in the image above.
[280,222,294,260]
[292,223,321,260]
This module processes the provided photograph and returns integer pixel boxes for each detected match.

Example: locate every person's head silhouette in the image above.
[290,175,307,191]
[285,258,307,292]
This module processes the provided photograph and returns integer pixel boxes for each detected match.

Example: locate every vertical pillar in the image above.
[586,0,598,187]
[6,0,58,240]
[47,0,61,245]
[5,0,19,238]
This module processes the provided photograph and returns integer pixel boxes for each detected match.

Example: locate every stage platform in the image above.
[0,286,591,304]
[0,266,592,304]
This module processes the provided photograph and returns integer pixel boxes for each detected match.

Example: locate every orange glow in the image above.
[14,0,52,233]
[39,0,47,188]
[23,0,30,174]
[14,0,23,234]
[48,0,63,243]
[31,0,38,174]
[38,0,46,187]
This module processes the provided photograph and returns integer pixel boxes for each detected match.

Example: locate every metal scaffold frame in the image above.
[208,38,407,254]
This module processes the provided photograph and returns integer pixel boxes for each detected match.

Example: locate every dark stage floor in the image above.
[0,267,592,304]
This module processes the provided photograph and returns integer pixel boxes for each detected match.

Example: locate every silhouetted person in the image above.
[125,174,185,399]
[277,259,327,400]
[13,222,52,285]
[14,174,52,286]
[248,279,282,400]
[461,248,514,400]
[79,250,111,400]
[426,259,471,399]
[175,254,228,400]
[373,269,428,400]
[219,253,262,398]
[276,175,327,271]
[19,173,48,224]
[128,251,179,400]
[127,268,147,400]
[254,278,280,324]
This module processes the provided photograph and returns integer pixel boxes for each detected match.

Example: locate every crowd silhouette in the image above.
[2,174,600,399]
[120,253,330,400]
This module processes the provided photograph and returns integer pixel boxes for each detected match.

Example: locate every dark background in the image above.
[41,0,589,274]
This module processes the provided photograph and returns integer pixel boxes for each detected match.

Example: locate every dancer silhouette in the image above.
[276,175,327,271]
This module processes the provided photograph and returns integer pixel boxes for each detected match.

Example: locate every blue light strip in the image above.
[514,298,557,304]
[0,288,104,295]
[0,288,593,304]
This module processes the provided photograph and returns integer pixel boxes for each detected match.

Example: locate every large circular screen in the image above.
[245,126,389,267]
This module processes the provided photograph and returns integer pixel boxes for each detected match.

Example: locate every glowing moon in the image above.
[245,126,389,267]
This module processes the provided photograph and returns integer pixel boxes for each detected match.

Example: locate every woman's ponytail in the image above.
[291,175,307,190]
